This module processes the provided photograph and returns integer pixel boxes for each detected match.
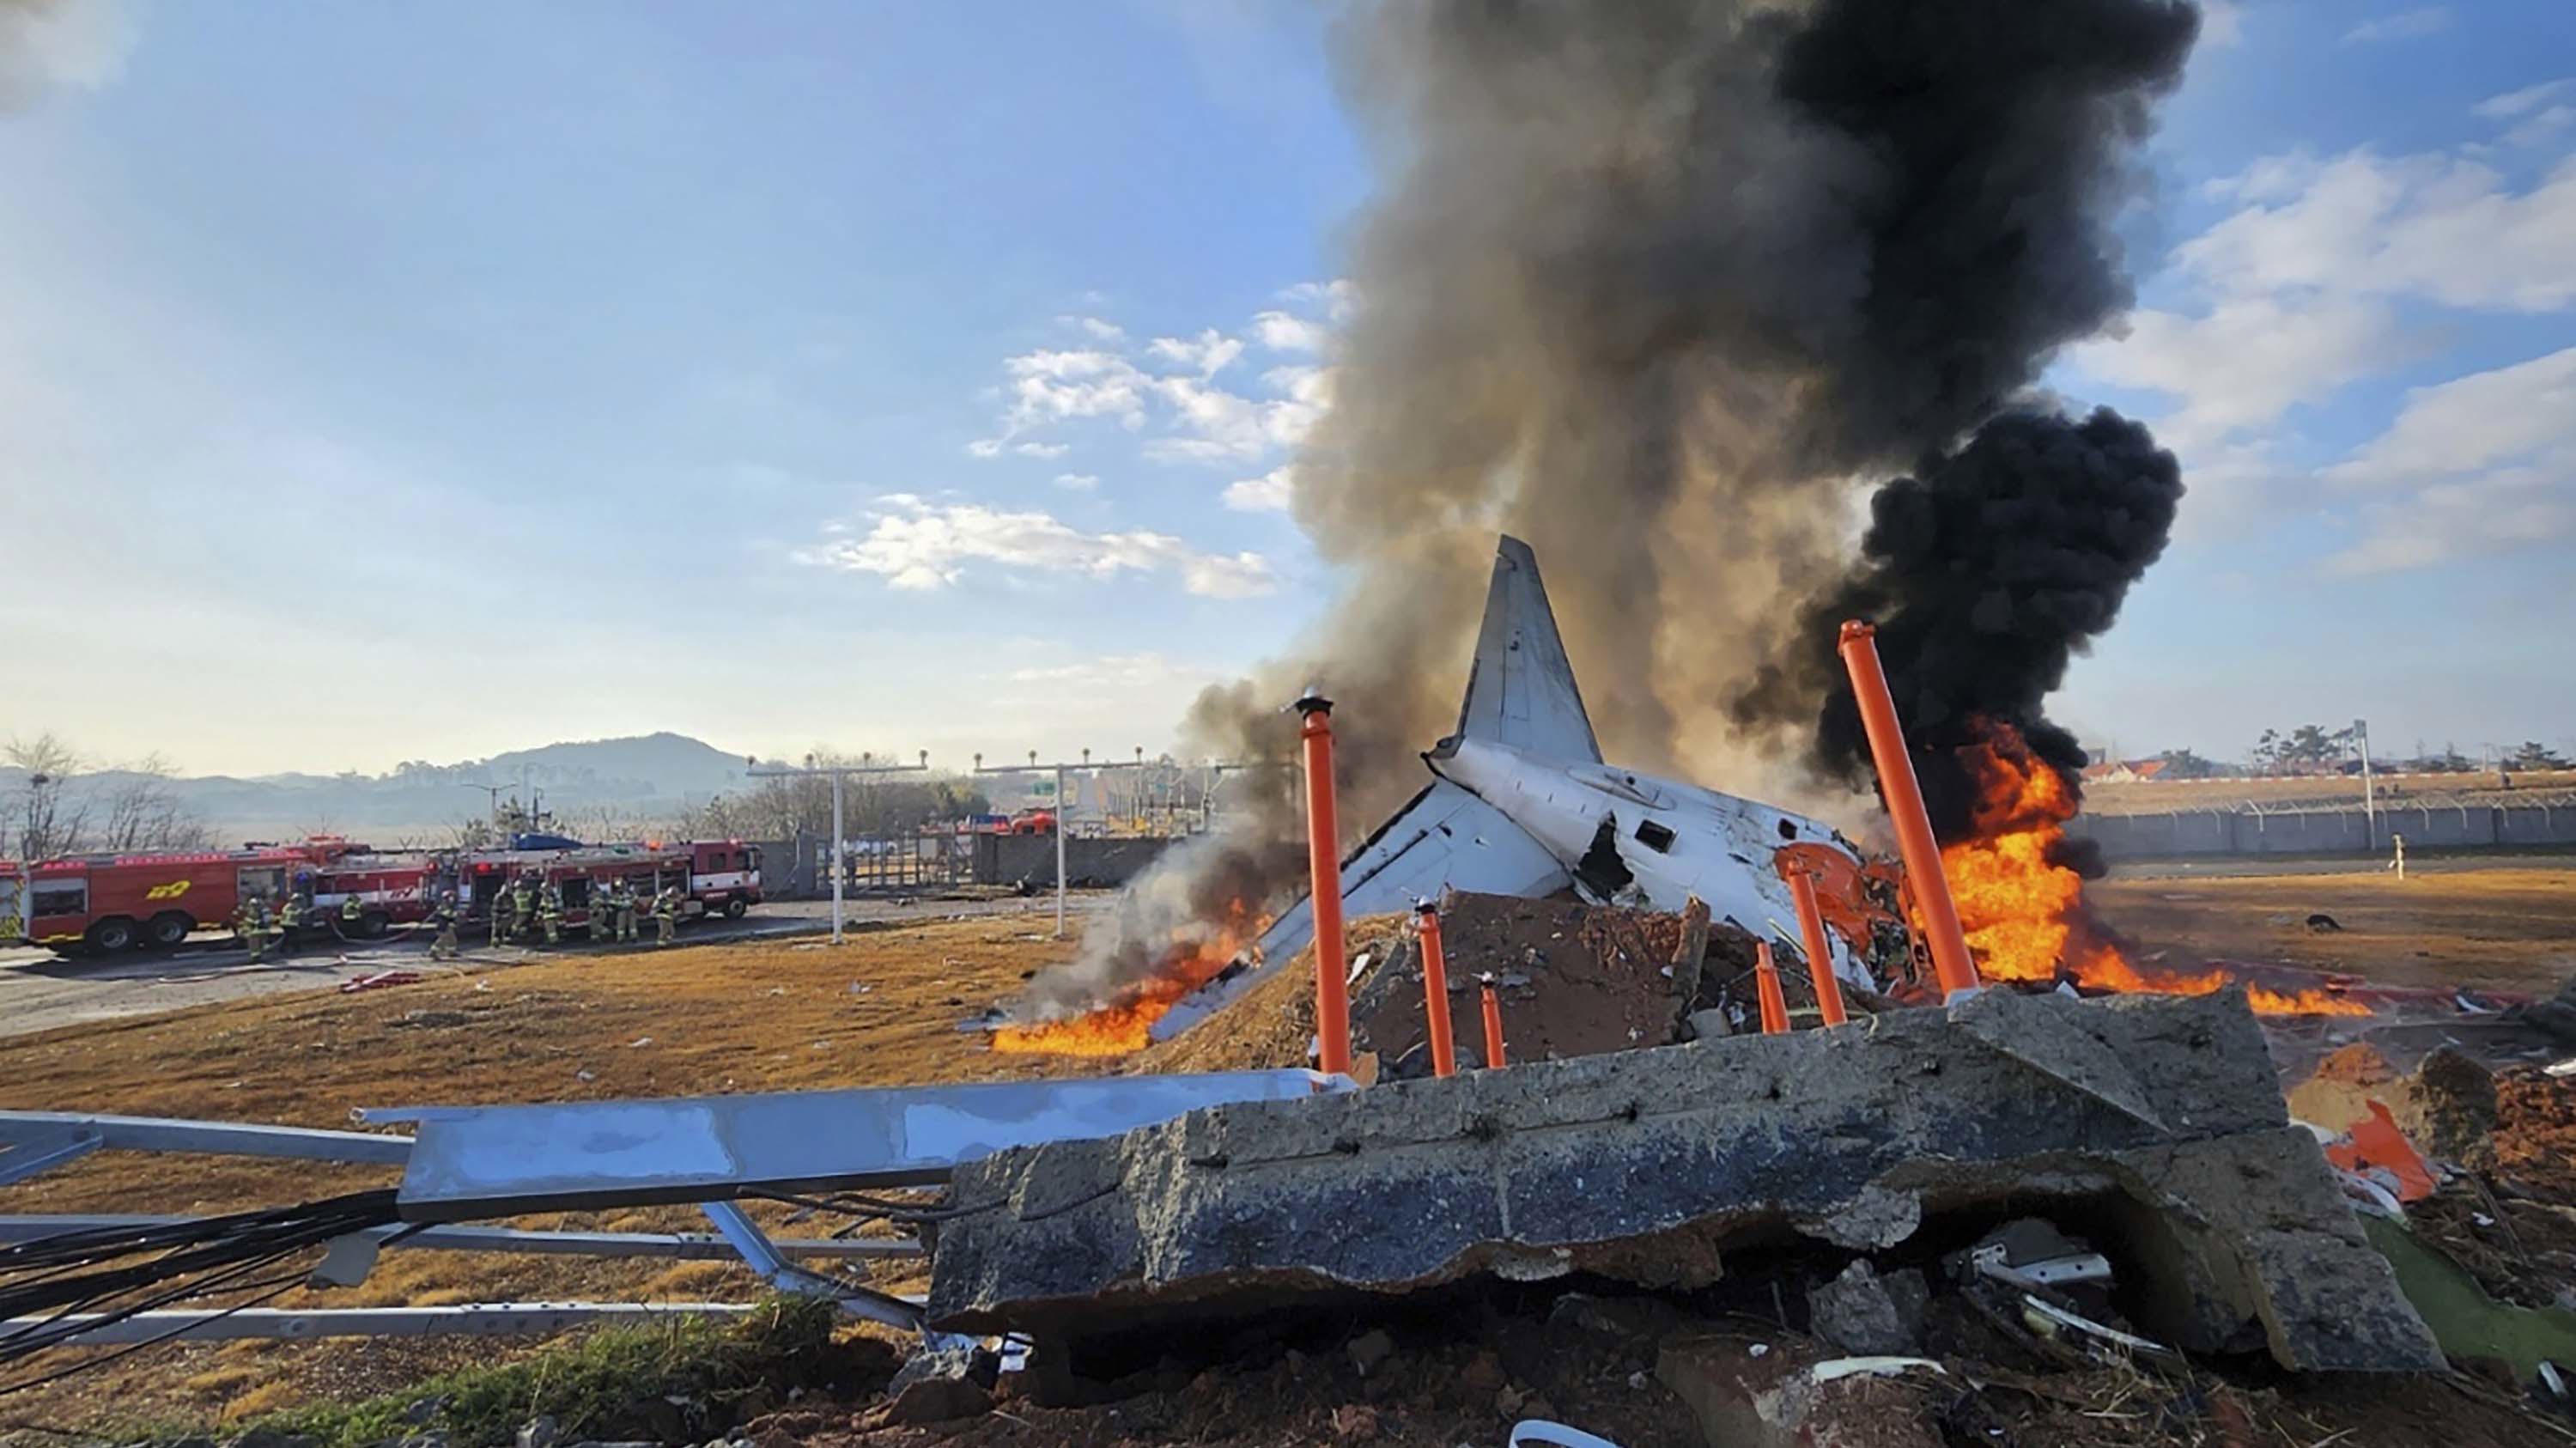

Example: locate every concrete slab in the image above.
[927,989,2440,1372]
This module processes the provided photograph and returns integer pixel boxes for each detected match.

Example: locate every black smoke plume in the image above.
[1736,408,2184,843]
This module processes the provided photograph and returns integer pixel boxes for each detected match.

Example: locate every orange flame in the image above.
[990,902,1261,1056]
[1939,721,2367,1018]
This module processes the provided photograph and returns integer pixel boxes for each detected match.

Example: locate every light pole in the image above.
[747,751,930,945]
[2354,718,2375,848]
[975,750,1153,939]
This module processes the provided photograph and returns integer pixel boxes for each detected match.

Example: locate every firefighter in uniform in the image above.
[538,879,564,946]
[275,890,304,958]
[587,875,614,941]
[487,885,510,947]
[652,884,681,946]
[236,892,274,963]
[340,889,366,938]
[428,891,461,961]
[510,873,538,939]
[611,878,639,942]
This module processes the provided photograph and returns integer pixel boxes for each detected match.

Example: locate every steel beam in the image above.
[0,1110,412,1166]
[0,1131,101,1187]
[700,1202,922,1332]
[369,1069,1346,1220]
[0,1215,921,1259]
[3,1302,756,1346]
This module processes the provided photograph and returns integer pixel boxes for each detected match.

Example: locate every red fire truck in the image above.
[0,838,760,957]
[0,843,342,954]
[452,840,762,934]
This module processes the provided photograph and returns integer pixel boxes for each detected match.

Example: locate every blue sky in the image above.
[2,0,2571,779]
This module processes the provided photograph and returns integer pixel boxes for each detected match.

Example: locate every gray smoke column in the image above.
[1008,828,1303,1024]
[1186,0,2199,828]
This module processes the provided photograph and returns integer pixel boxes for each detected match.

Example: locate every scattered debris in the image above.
[882,1342,999,1425]
[338,970,423,994]
[1807,1260,1928,1355]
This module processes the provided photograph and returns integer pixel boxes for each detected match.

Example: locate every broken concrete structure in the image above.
[929,989,2441,1372]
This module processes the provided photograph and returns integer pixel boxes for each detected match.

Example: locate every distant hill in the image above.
[1,733,758,847]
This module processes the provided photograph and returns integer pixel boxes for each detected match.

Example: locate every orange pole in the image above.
[1835,621,1982,1000]
[1297,694,1352,1077]
[1787,867,1849,1027]
[1415,901,1457,1078]
[1479,977,1507,1068]
[1753,940,1790,1034]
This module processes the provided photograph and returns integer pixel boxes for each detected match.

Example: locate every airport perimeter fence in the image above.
[2069,793,2576,861]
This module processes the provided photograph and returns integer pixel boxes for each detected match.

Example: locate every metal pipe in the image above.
[1297,693,1351,1077]
[6,1303,758,1346]
[830,768,845,946]
[1753,940,1789,1035]
[1054,763,1069,939]
[1413,901,1457,1078]
[0,1215,922,1258]
[1835,621,1981,999]
[1786,868,1848,1027]
[1479,977,1506,1068]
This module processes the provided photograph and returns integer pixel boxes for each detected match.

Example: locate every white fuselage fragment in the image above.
[1427,737,1865,984]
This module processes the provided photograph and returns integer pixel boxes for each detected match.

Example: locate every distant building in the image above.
[2081,758,2171,784]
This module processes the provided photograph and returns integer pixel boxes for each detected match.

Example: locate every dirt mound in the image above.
[1356,893,1710,1074]
[2493,1065,2576,1199]
[1131,893,1766,1080]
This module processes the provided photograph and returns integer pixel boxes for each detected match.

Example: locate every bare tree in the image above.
[569,800,668,845]
[447,815,495,850]
[97,754,216,853]
[5,734,90,861]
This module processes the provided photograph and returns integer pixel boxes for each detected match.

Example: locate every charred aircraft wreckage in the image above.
[1153,533,1906,1044]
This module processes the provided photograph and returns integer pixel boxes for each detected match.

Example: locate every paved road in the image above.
[0,895,1099,1040]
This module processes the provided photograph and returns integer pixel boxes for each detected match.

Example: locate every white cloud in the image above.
[2476,79,2574,120]
[1146,374,1324,461]
[1012,441,1068,459]
[2474,82,2576,154]
[1053,472,1099,490]
[1277,279,1357,320]
[965,438,1003,458]
[1223,465,1297,513]
[802,497,1274,598]
[0,0,136,106]
[2503,106,2576,149]
[1146,328,1245,379]
[1175,551,1279,599]
[2084,145,2576,452]
[1252,310,1327,352]
[995,347,1153,436]
[2180,150,2576,311]
[2319,348,2576,574]
[2341,7,2451,44]
[1059,315,1127,342]
[2325,346,2576,489]
[2070,295,2401,451]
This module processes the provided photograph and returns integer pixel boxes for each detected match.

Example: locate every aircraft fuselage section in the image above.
[1428,737,1864,982]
